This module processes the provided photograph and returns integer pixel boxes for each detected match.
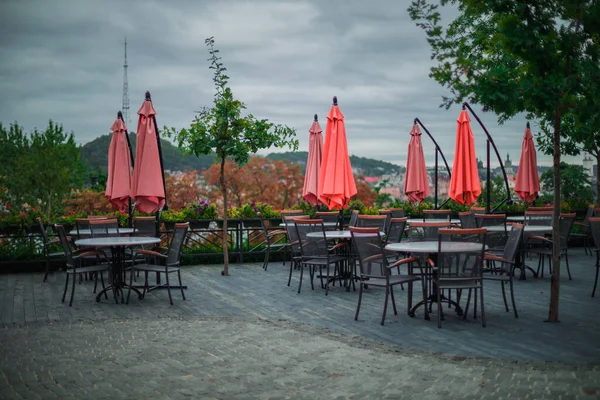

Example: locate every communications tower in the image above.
[122,38,131,128]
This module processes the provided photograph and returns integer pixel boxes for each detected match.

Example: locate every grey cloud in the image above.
[0,0,577,167]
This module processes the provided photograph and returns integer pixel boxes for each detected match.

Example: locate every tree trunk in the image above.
[547,108,562,322]
[596,153,600,203]
[220,155,229,276]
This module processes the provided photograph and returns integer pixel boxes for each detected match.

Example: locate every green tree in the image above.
[167,37,298,276]
[540,162,593,202]
[0,121,84,217]
[409,0,600,321]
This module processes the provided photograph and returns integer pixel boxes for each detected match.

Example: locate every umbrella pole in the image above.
[461,103,512,212]
[414,118,452,209]
[118,110,135,228]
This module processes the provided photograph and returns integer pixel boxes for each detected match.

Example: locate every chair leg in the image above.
[501,281,509,312]
[381,287,390,326]
[309,265,315,291]
[463,289,472,320]
[592,258,599,297]
[69,272,76,307]
[165,272,173,305]
[479,285,486,327]
[473,289,478,319]
[390,285,398,315]
[437,287,442,328]
[325,264,330,296]
[263,246,270,271]
[62,273,69,303]
[509,278,518,318]
[43,257,50,282]
[565,251,572,280]
[287,259,294,286]
[297,263,305,294]
[355,282,363,321]
[142,272,148,299]
[126,268,134,304]
[178,270,185,300]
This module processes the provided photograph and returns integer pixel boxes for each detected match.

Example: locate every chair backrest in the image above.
[436,228,487,279]
[524,211,552,226]
[54,224,75,268]
[280,210,304,224]
[349,226,388,279]
[475,214,507,248]
[558,213,576,249]
[386,217,408,243]
[314,211,340,230]
[470,206,486,215]
[388,208,405,218]
[406,221,451,241]
[503,223,524,263]
[75,218,91,235]
[284,216,308,256]
[474,213,506,227]
[458,211,477,228]
[589,217,600,250]
[294,219,328,258]
[528,206,553,211]
[378,210,393,234]
[422,209,452,221]
[581,206,595,233]
[37,217,49,244]
[89,218,120,238]
[356,215,387,232]
[134,216,158,237]
[348,210,359,227]
[167,222,189,265]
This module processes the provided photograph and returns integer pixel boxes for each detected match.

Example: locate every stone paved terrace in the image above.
[1,247,599,399]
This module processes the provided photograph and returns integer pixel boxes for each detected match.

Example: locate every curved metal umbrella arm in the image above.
[461,102,512,211]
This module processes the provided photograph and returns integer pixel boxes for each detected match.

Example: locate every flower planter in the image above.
[189,220,213,230]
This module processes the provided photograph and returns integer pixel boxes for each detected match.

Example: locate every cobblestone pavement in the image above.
[1,317,599,400]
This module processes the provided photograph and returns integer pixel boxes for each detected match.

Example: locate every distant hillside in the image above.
[81,133,215,172]
[81,135,402,177]
[266,152,402,176]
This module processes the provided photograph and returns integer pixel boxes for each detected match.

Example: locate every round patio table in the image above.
[385,240,486,319]
[75,236,160,303]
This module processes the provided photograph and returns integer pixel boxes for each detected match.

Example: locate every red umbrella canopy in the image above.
[448,110,481,205]
[403,124,430,203]
[318,98,357,210]
[514,125,540,203]
[105,117,133,212]
[302,116,323,206]
[132,96,165,214]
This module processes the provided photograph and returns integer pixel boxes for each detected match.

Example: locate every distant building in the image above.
[583,154,594,179]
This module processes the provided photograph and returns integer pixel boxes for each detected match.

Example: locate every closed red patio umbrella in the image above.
[448,109,481,205]
[514,122,540,203]
[105,111,133,212]
[302,114,323,206]
[318,96,357,210]
[403,123,430,203]
[132,91,166,214]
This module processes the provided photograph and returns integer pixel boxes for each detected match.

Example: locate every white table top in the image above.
[75,236,160,247]
[385,240,484,254]
[279,222,338,228]
[70,228,136,236]
[486,225,552,233]
[306,230,385,240]
[407,218,461,225]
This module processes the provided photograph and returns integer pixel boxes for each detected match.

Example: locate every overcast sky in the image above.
[0,0,582,168]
